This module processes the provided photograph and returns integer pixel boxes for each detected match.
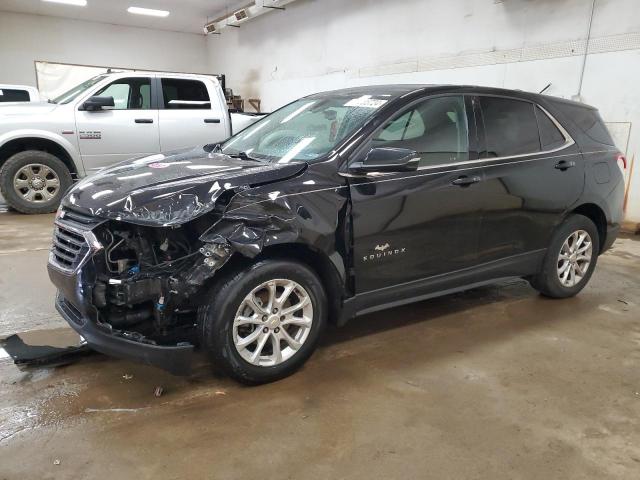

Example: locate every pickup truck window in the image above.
[372,95,469,167]
[51,75,108,104]
[222,93,389,163]
[0,89,30,102]
[161,78,210,110]
[94,77,151,110]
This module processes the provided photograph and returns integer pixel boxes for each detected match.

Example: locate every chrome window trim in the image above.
[414,99,575,171]
[347,91,576,173]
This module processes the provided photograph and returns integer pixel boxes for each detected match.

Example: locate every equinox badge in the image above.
[363,244,406,262]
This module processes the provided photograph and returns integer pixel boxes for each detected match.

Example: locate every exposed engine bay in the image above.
[90,217,231,345]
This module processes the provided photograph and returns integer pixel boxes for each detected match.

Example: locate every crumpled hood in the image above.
[0,101,58,116]
[62,146,307,226]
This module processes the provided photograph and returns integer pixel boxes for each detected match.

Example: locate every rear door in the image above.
[157,77,228,151]
[74,75,160,171]
[349,94,488,293]
[475,95,584,264]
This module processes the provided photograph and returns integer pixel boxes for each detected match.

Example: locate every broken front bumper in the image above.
[54,293,193,375]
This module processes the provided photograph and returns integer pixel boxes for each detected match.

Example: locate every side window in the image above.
[553,102,615,145]
[480,97,540,157]
[0,89,30,102]
[161,78,210,110]
[94,77,151,110]
[535,106,566,150]
[373,95,469,167]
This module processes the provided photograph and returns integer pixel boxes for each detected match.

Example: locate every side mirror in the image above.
[351,147,420,173]
[81,96,115,111]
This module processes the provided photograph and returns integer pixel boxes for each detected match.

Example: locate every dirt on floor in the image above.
[0,210,639,480]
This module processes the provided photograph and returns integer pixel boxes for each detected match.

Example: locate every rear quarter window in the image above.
[535,106,566,150]
[552,102,615,146]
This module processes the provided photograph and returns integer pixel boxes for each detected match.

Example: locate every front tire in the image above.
[199,259,327,385]
[530,214,600,298]
[0,150,72,214]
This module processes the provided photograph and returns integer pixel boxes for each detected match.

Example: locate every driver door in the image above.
[349,94,487,293]
[75,76,160,172]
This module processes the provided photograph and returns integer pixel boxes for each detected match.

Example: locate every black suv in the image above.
[48,85,624,384]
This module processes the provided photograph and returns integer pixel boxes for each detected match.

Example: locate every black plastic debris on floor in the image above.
[0,334,93,368]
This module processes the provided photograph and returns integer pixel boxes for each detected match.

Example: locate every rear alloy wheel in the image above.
[0,150,72,214]
[556,230,593,288]
[199,259,327,384]
[530,214,600,298]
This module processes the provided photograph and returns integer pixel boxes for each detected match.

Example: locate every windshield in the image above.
[51,75,108,104]
[221,93,391,163]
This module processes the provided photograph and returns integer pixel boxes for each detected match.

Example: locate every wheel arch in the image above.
[570,203,607,253]
[213,243,347,326]
[0,134,81,178]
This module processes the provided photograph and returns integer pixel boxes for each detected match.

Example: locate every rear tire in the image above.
[199,259,327,385]
[530,214,600,298]
[0,150,72,214]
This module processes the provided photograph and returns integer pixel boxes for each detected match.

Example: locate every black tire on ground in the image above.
[198,259,327,385]
[530,214,600,298]
[0,150,72,214]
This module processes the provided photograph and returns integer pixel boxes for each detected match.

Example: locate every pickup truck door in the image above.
[157,77,229,151]
[348,94,487,294]
[74,76,160,172]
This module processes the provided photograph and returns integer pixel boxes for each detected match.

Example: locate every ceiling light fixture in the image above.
[42,0,88,6]
[127,6,170,17]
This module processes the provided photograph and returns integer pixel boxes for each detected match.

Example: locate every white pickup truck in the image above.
[0,72,262,213]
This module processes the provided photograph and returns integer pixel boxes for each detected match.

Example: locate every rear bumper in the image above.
[602,225,620,253]
[55,293,193,375]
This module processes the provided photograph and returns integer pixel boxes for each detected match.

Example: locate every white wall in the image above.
[0,10,209,88]
[207,0,640,223]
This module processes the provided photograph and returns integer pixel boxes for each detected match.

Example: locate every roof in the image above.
[306,84,596,110]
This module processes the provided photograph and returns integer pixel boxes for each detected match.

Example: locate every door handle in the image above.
[204,118,221,124]
[451,175,481,187]
[554,160,576,170]
[135,118,154,124]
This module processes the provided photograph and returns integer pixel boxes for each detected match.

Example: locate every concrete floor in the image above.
[0,208,639,480]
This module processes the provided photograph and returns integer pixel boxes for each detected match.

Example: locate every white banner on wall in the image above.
[35,61,133,100]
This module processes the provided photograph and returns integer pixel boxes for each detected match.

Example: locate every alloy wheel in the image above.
[557,229,593,288]
[233,279,314,367]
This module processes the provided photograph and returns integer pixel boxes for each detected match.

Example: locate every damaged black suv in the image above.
[48,85,624,384]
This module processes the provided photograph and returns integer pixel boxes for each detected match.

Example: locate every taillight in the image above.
[616,153,627,174]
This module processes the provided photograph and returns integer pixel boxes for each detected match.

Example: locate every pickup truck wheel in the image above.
[0,150,72,214]
[530,214,600,298]
[199,259,327,385]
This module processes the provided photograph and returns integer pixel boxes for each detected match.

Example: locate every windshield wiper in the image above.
[227,151,262,162]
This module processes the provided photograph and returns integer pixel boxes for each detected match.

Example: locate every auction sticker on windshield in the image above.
[344,95,388,108]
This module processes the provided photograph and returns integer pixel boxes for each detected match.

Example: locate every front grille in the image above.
[52,224,87,269]
[49,207,103,272]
